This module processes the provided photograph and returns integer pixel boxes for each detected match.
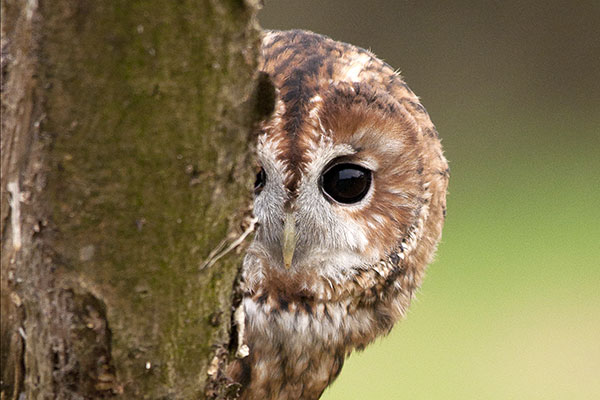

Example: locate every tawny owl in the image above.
[229,30,449,400]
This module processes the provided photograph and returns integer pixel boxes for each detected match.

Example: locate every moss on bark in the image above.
[1,0,261,398]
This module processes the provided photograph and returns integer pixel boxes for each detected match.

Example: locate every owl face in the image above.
[242,30,446,300]
[233,30,448,400]
[253,127,379,280]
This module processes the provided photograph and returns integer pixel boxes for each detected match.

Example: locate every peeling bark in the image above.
[1,0,261,398]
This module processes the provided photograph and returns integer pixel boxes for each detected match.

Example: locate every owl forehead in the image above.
[261,30,402,93]
[259,30,420,196]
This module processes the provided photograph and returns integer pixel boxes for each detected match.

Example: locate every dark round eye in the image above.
[254,167,266,194]
[320,163,372,204]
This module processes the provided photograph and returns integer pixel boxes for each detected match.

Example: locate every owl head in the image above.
[243,30,448,307]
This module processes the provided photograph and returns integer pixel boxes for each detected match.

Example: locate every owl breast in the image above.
[231,29,449,400]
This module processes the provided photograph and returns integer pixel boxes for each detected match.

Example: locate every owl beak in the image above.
[282,212,296,269]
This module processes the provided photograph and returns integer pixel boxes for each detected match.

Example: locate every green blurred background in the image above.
[259,1,599,399]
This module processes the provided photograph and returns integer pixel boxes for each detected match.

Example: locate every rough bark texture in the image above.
[1,0,261,398]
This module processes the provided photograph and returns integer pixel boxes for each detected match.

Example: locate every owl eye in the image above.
[320,163,372,204]
[254,167,266,194]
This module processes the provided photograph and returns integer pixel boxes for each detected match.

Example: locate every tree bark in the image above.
[1,0,262,398]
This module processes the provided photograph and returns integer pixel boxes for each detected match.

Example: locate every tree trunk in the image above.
[1,1,262,398]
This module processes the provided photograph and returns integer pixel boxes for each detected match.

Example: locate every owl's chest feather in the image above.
[237,275,404,400]
[239,296,352,400]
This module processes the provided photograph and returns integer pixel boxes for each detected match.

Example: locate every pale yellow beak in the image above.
[282,212,296,269]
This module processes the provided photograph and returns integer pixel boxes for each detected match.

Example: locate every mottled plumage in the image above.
[229,30,449,400]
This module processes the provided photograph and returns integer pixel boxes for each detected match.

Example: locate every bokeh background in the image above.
[259,1,599,399]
